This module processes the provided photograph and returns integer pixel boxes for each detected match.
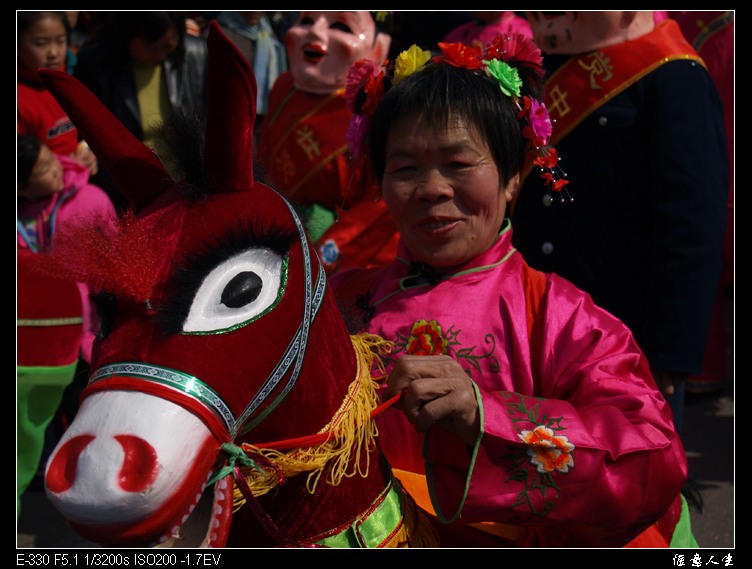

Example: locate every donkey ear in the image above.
[39,69,173,212]
[204,20,258,193]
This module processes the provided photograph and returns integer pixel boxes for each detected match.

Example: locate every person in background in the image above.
[212,11,287,135]
[268,11,300,44]
[74,11,208,210]
[17,247,82,517]
[670,11,734,396]
[444,11,532,46]
[511,11,729,441]
[17,11,98,177]
[329,35,694,548]
[257,10,399,275]
[63,11,100,73]
[17,133,117,493]
[63,11,82,73]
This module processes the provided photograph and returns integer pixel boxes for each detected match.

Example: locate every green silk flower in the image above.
[483,59,522,98]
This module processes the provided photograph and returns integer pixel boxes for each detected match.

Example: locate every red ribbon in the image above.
[246,391,403,451]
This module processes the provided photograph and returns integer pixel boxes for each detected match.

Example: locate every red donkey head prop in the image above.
[38,22,435,548]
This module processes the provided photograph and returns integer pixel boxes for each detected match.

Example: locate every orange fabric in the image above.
[392,468,435,515]
[624,523,670,548]
[393,469,521,543]
[521,262,548,393]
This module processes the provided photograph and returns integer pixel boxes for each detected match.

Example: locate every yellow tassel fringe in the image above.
[232,334,393,510]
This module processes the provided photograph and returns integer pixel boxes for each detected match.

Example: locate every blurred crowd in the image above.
[17,11,733,546]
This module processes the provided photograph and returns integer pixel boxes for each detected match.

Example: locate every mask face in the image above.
[527,11,632,54]
[286,11,389,94]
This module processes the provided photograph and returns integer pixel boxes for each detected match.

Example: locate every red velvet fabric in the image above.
[17,248,82,367]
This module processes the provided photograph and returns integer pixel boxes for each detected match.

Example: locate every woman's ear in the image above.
[503,173,521,203]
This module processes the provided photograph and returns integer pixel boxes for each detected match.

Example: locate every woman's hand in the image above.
[387,354,480,445]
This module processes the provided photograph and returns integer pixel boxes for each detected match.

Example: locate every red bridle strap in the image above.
[245,391,403,451]
[83,375,232,444]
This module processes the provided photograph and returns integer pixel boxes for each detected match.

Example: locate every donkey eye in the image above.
[183,248,286,333]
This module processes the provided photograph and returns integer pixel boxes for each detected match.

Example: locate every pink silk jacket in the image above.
[331,220,688,547]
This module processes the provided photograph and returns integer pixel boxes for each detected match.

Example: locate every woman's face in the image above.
[19,144,65,201]
[286,11,388,94]
[17,15,68,73]
[381,114,518,270]
[129,25,180,66]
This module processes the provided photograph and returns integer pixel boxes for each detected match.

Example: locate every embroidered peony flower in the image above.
[437,42,483,69]
[518,425,575,474]
[405,319,448,356]
[526,446,575,474]
[483,59,522,98]
[394,44,431,84]
[519,425,575,451]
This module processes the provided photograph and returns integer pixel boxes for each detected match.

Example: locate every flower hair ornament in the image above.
[345,34,571,201]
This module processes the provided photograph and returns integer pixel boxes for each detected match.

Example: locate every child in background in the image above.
[17,133,116,430]
[17,11,98,176]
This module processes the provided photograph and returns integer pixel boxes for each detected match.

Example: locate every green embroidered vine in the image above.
[500,392,575,521]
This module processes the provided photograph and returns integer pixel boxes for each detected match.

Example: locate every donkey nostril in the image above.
[115,435,158,492]
[46,434,95,493]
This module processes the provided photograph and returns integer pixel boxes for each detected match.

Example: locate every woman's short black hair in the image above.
[95,11,187,63]
[17,133,42,186]
[368,61,540,188]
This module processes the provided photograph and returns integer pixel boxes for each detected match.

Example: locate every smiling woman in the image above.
[329,34,696,548]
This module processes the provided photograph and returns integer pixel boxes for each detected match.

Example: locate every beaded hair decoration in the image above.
[345,34,571,199]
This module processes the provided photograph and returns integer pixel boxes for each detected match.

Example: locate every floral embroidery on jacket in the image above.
[501,392,575,519]
[387,318,500,377]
